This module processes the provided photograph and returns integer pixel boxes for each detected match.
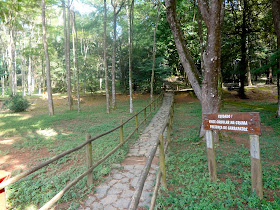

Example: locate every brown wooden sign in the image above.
[203,112,261,135]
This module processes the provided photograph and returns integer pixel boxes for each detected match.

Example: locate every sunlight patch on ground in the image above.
[26,205,37,210]
[0,155,27,171]
[36,128,58,137]
[0,139,14,145]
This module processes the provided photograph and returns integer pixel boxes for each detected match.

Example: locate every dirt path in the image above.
[78,93,174,210]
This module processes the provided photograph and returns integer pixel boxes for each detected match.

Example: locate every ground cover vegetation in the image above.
[0,94,159,209]
[156,91,280,209]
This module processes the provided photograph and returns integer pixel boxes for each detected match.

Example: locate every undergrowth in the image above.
[156,98,280,209]
[2,94,159,209]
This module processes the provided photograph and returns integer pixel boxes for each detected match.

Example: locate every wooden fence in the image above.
[0,93,164,209]
[128,97,174,210]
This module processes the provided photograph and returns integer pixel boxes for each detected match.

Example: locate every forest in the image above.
[0,0,279,209]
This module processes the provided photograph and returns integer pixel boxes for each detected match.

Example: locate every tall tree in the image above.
[111,0,124,110]
[104,0,110,113]
[62,0,73,110]
[272,0,280,117]
[127,0,134,113]
[41,0,54,116]
[165,0,224,137]
[71,9,80,113]
[150,1,160,102]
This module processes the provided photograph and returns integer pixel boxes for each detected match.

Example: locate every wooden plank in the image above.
[250,135,263,199]
[203,112,261,135]
[159,134,167,188]
[85,134,93,186]
[120,119,124,144]
[205,130,217,182]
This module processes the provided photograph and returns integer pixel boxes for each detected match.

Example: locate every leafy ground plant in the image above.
[156,92,280,209]
[2,95,30,112]
[0,93,159,209]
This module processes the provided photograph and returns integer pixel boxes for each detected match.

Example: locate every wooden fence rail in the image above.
[128,98,174,210]
[0,93,164,209]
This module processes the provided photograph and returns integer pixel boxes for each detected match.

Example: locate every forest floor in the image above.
[0,92,160,209]
[155,85,280,209]
[0,84,279,209]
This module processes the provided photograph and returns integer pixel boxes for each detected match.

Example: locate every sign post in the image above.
[206,130,217,182]
[203,112,263,199]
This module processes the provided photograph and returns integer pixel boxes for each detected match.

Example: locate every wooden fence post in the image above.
[159,134,167,189]
[250,135,263,199]
[120,119,124,144]
[167,122,171,143]
[85,134,93,186]
[135,114,139,134]
[144,108,147,124]
[205,130,217,182]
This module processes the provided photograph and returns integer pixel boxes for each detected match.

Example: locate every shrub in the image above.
[2,95,30,112]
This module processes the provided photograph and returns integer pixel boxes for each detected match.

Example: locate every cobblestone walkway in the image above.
[79,93,174,210]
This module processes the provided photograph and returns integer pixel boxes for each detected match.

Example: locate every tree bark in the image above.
[28,56,32,96]
[111,0,124,110]
[62,0,73,110]
[71,9,81,113]
[197,10,205,74]
[127,0,134,113]
[150,2,160,102]
[1,75,4,97]
[238,0,249,98]
[22,57,26,96]
[112,0,117,109]
[166,0,223,138]
[41,0,54,116]
[8,29,16,95]
[104,0,110,113]
[165,0,202,101]
[272,0,280,117]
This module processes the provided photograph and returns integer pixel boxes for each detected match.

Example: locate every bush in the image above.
[2,95,30,112]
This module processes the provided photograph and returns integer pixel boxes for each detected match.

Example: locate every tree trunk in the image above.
[31,67,35,93]
[104,0,110,114]
[62,0,73,110]
[112,0,118,110]
[272,0,280,117]
[41,0,54,116]
[266,67,273,84]
[28,56,32,96]
[22,58,26,96]
[127,0,134,113]
[238,0,248,98]
[247,60,253,86]
[197,10,205,74]
[199,0,222,129]
[71,9,81,113]
[8,29,16,95]
[1,75,4,97]
[14,44,17,95]
[42,56,45,93]
[166,0,223,138]
[1,53,5,97]
[150,2,160,102]
[246,36,252,86]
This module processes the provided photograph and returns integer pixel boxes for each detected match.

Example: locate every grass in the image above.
[1,93,159,209]
[156,95,280,209]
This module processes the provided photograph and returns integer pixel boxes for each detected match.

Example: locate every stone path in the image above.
[78,93,174,210]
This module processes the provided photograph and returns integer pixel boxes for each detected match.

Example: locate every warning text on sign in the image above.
[203,113,261,135]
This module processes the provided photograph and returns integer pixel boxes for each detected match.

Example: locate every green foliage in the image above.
[252,50,280,74]
[2,95,30,112]
[156,98,280,209]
